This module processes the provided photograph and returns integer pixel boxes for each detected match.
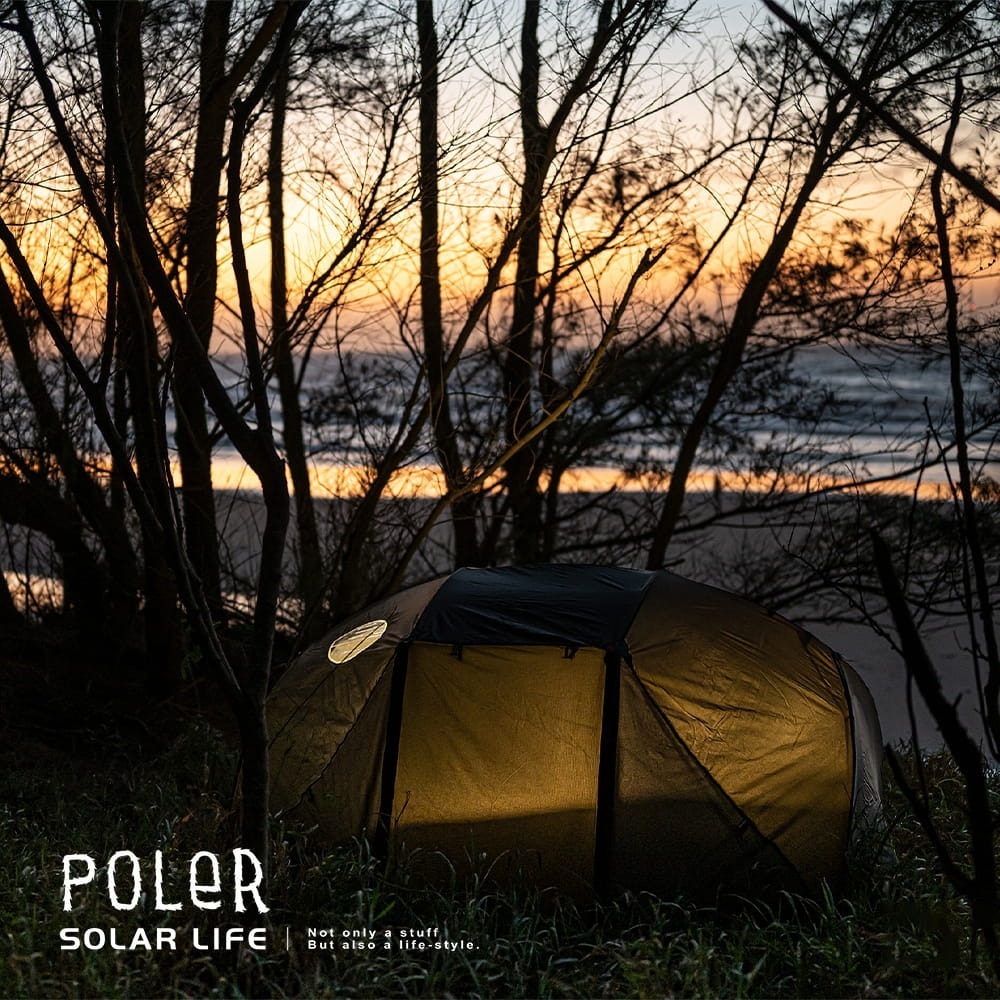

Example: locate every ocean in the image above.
[198,340,1000,497]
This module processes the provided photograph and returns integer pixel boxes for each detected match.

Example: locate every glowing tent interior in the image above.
[267,565,884,897]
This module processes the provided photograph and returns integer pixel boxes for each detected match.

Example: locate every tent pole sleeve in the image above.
[594,651,621,901]
[374,642,410,866]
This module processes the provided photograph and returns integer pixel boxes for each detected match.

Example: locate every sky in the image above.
[5,0,999,349]
[226,0,998,332]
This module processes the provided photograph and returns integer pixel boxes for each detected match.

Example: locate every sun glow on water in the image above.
[204,454,957,501]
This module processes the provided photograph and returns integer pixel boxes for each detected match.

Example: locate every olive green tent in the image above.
[268,565,883,897]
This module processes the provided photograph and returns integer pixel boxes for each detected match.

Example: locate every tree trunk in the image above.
[269,56,326,631]
[0,265,138,633]
[417,0,480,567]
[0,474,110,632]
[176,1,233,614]
[0,567,20,627]
[116,0,183,694]
[237,695,270,883]
[502,0,545,563]
[645,109,847,569]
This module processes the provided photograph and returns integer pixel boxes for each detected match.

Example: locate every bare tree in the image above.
[0,0,299,877]
[755,1,1000,962]
[175,1,293,614]
[645,0,996,567]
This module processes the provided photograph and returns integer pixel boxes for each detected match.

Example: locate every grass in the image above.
[1,717,997,999]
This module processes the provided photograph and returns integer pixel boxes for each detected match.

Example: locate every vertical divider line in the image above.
[373,642,410,867]
[595,650,621,901]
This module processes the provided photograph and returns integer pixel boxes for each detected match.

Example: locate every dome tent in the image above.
[267,565,883,898]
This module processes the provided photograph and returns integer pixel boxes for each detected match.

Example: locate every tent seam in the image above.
[269,575,451,750]
[280,657,395,816]
[624,654,807,891]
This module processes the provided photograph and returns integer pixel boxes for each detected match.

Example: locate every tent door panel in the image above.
[392,643,605,886]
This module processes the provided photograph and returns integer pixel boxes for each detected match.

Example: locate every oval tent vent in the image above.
[328,620,388,664]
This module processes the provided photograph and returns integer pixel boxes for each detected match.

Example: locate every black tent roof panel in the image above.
[411,564,656,653]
